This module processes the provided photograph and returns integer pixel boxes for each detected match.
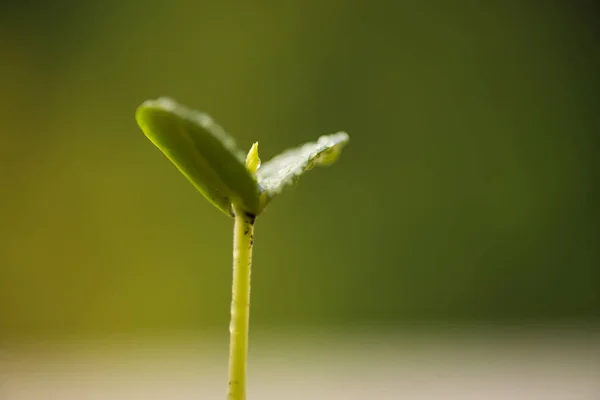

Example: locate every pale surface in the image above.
[1,327,599,400]
[257,132,349,205]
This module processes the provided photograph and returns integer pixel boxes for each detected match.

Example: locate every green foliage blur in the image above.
[1,1,598,340]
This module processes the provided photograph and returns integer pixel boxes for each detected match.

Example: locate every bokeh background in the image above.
[1,1,599,399]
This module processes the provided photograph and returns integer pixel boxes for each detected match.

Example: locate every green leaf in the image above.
[257,132,349,209]
[136,98,260,217]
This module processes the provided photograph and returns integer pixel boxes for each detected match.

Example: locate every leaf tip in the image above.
[310,131,349,167]
[135,97,178,135]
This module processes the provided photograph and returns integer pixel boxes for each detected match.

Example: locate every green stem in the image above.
[227,207,255,400]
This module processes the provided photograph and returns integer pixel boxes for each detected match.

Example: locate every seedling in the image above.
[136,98,349,400]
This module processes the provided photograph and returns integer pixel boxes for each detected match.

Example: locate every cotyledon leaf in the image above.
[136,98,261,217]
[256,132,349,210]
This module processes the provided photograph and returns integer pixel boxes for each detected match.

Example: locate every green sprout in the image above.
[136,97,349,400]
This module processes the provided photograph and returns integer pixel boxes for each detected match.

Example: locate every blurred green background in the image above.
[1,1,598,341]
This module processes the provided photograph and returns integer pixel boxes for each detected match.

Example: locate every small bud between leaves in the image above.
[245,142,261,175]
